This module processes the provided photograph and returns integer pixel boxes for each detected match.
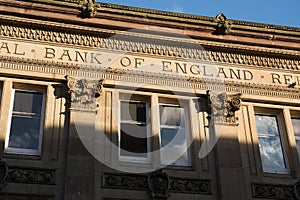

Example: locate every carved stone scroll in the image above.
[0,160,8,191]
[207,91,241,125]
[66,76,103,111]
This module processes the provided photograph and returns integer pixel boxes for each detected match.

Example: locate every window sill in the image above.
[3,153,42,160]
[163,164,194,171]
[263,172,293,179]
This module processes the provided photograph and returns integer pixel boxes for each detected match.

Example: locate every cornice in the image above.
[0,16,299,72]
[14,0,300,36]
[0,55,299,100]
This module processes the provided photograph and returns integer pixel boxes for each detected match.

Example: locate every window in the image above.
[159,104,190,166]
[292,118,300,160]
[5,90,45,155]
[118,94,191,167]
[255,114,289,173]
[119,100,149,162]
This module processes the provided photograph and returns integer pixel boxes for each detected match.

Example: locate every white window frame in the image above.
[5,89,46,156]
[254,112,290,174]
[118,99,150,163]
[158,102,191,167]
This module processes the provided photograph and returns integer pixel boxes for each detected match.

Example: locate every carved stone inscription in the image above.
[1,39,300,87]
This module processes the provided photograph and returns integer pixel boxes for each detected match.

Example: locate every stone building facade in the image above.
[0,0,299,199]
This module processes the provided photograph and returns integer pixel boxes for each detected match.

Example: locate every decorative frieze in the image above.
[6,167,55,185]
[103,172,211,195]
[103,173,147,190]
[207,91,241,125]
[252,183,296,199]
[169,177,210,194]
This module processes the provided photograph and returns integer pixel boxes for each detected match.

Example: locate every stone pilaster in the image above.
[207,91,246,199]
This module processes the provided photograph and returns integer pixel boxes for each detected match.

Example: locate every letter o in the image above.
[120,57,131,67]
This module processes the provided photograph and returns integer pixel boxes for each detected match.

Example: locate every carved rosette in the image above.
[214,13,232,35]
[66,76,103,111]
[207,91,241,125]
[148,170,170,200]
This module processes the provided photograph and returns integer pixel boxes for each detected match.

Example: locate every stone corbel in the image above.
[213,13,232,35]
[207,91,241,125]
[66,76,103,111]
[0,160,8,191]
[80,0,97,18]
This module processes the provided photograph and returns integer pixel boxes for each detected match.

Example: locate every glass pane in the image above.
[160,127,188,163]
[8,115,41,150]
[258,136,286,172]
[159,105,185,127]
[120,123,147,157]
[121,101,146,123]
[292,118,300,159]
[255,114,287,172]
[13,91,43,114]
[292,118,300,137]
[255,115,279,135]
[296,140,300,159]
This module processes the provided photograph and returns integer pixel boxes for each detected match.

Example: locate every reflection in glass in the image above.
[120,101,148,159]
[255,115,287,173]
[13,91,43,113]
[8,91,44,152]
[292,118,300,160]
[159,104,189,166]
[121,101,146,122]
[9,116,41,149]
